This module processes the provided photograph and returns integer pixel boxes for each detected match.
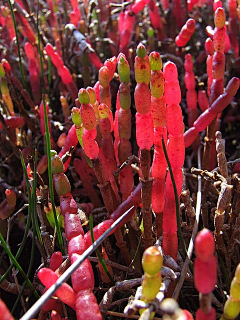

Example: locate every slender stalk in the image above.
[11,226,36,313]
[0,151,33,284]
[11,151,40,313]
[161,138,187,258]
[48,56,52,102]
[0,232,39,298]
[89,214,115,285]
[36,0,64,254]
[32,150,45,259]
[61,0,68,24]
[7,0,28,90]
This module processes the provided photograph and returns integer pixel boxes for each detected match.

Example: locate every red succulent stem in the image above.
[175,18,196,47]
[73,157,103,208]
[184,53,197,128]
[45,43,78,102]
[184,77,240,147]
[1,59,38,116]
[38,155,103,319]
[162,61,185,260]
[228,0,239,58]
[194,229,217,318]
[119,10,136,58]
[25,42,41,105]
[0,116,25,130]
[134,44,154,248]
[0,189,17,220]
[202,6,226,170]
[1,6,15,42]
[117,53,134,201]
[150,51,167,238]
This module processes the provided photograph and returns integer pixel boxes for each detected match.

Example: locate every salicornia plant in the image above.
[0,1,239,319]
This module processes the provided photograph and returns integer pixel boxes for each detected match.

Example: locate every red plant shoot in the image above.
[1,4,240,319]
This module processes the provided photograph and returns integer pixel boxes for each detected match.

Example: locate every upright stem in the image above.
[37,0,64,254]
[92,158,133,265]
[140,149,154,248]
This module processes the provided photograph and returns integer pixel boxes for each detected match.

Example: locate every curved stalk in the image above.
[162,137,187,258]
[36,0,64,254]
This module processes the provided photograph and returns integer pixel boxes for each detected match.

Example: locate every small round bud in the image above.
[147,27,154,37]
[117,54,130,83]
[136,43,147,59]
[163,61,178,82]
[51,155,64,174]
[50,150,57,157]
[142,246,163,275]
[78,88,90,104]
[86,87,97,105]
[2,59,11,74]
[205,38,214,55]
[225,77,240,96]
[99,66,110,88]
[45,43,55,56]
[71,107,82,126]
[149,51,162,71]
[104,56,117,80]
[214,7,226,29]
[195,228,215,261]
[54,173,71,196]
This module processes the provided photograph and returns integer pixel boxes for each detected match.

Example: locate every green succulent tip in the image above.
[136,43,147,59]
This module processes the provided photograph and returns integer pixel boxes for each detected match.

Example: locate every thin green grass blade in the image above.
[11,151,40,313]
[0,152,39,298]
[0,151,33,284]
[36,0,64,254]
[48,56,52,102]
[11,226,36,314]
[32,150,46,260]
[89,214,115,285]
[0,232,39,298]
